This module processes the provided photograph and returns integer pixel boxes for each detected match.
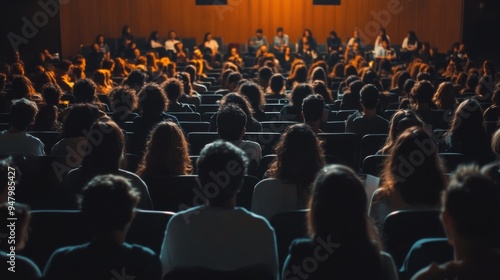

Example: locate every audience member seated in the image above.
[409,80,445,130]
[44,174,162,280]
[175,72,201,108]
[283,165,398,280]
[217,104,262,170]
[10,75,43,106]
[378,110,424,155]
[122,69,146,93]
[65,120,153,209]
[148,31,167,58]
[0,98,45,155]
[239,81,266,122]
[118,25,135,58]
[109,86,139,123]
[51,104,102,166]
[32,84,63,131]
[209,93,262,132]
[369,127,446,232]
[279,83,313,122]
[248,28,269,55]
[312,80,334,104]
[444,99,494,166]
[136,121,192,179]
[432,81,458,111]
[160,141,278,278]
[273,27,289,54]
[184,65,207,93]
[54,60,74,94]
[285,63,308,90]
[340,77,363,111]
[302,94,326,134]
[132,83,180,155]
[164,31,180,56]
[0,203,42,280]
[412,165,500,280]
[164,78,194,113]
[257,66,273,94]
[346,84,390,137]
[73,78,108,111]
[483,89,500,124]
[95,34,110,59]
[251,124,325,220]
[225,46,244,68]
[266,74,286,100]
[202,32,222,67]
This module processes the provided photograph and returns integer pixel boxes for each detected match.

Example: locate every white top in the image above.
[150,39,163,49]
[402,37,418,51]
[374,35,391,53]
[165,39,180,52]
[65,168,153,210]
[204,39,219,52]
[229,139,262,168]
[0,130,45,156]
[251,178,308,220]
[160,206,278,278]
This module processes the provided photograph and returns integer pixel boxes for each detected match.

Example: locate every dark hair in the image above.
[184,65,198,83]
[220,93,254,127]
[227,72,242,89]
[403,79,416,97]
[267,124,325,205]
[360,84,379,109]
[42,83,63,106]
[411,80,435,104]
[445,165,500,244]
[217,104,247,141]
[10,98,38,131]
[408,31,418,45]
[80,174,139,232]
[73,78,97,104]
[109,86,138,119]
[238,81,265,113]
[381,110,424,155]
[203,32,212,42]
[121,25,130,37]
[138,83,168,116]
[380,127,445,205]
[122,69,146,90]
[312,80,333,104]
[302,94,325,122]
[81,120,125,177]
[11,75,36,99]
[163,78,184,102]
[61,104,101,138]
[269,73,285,94]
[256,28,263,33]
[290,83,313,108]
[101,58,115,71]
[476,75,494,98]
[258,66,273,89]
[433,82,457,110]
[277,27,284,33]
[196,141,248,205]
[465,72,479,90]
[136,121,192,178]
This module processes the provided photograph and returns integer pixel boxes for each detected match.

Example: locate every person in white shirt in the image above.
[164,31,180,53]
[203,32,222,66]
[347,30,363,49]
[375,39,396,60]
[160,141,278,279]
[374,28,390,54]
[0,98,45,156]
[216,103,262,172]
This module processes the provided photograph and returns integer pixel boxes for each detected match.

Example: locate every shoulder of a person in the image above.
[125,242,157,257]
[289,238,315,255]
[411,262,449,280]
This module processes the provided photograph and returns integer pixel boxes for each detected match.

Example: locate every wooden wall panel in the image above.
[60,0,464,57]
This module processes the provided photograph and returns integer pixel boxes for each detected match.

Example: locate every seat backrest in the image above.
[168,112,201,122]
[236,175,260,210]
[361,155,388,176]
[27,131,61,154]
[383,210,445,268]
[360,134,388,167]
[439,153,466,173]
[144,175,202,212]
[254,154,276,179]
[270,210,309,271]
[23,210,173,270]
[164,265,274,280]
[179,122,210,134]
[187,132,220,155]
[244,132,281,156]
[317,133,360,169]
[198,104,220,114]
[320,121,346,133]
[200,94,223,104]
[400,238,452,278]
[260,121,297,133]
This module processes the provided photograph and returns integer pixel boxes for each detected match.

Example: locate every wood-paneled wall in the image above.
[60,0,464,57]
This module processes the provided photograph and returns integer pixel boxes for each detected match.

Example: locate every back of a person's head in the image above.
[0,202,30,251]
[196,141,248,205]
[136,121,192,178]
[163,78,184,102]
[217,104,247,141]
[123,69,146,89]
[184,65,197,81]
[466,72,479,89]
[10,98,38,131]
[403,79,416,96]
[291,83,313,107]
[269,73,285,94]
[80,174,140,232]
[101,58,114,71]
[302,94,324,122]
[476,75,494,97]
[344,65,358,77]
[11,75,34,99]
[73,78,97,103]
[81,120,124,175]
[411,80,435,104]
[360,84,379,109]
[138,83,168,115]
[57,59,72,72]
[293,65,308,82]
[42,83,63,107]
[270,124,325,186]
[362,70,379,86]
[109,86,138,116]
[445,165,500,244]
[310,67,326,83]
[308,164,369,240]
[92,69,107,86]
[220,92,253,119]
[382,110,424,154]
[238,81,264,112]
[491,89,500,106]
[227,72,242,89]
[62,104,101,138]
[450,99,484,135]
[382,126,445,205]
[258,66,273,82]
[416,72,431,82]
[397,71,411,91]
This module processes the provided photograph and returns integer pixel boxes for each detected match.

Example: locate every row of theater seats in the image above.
[21,208,452,280]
